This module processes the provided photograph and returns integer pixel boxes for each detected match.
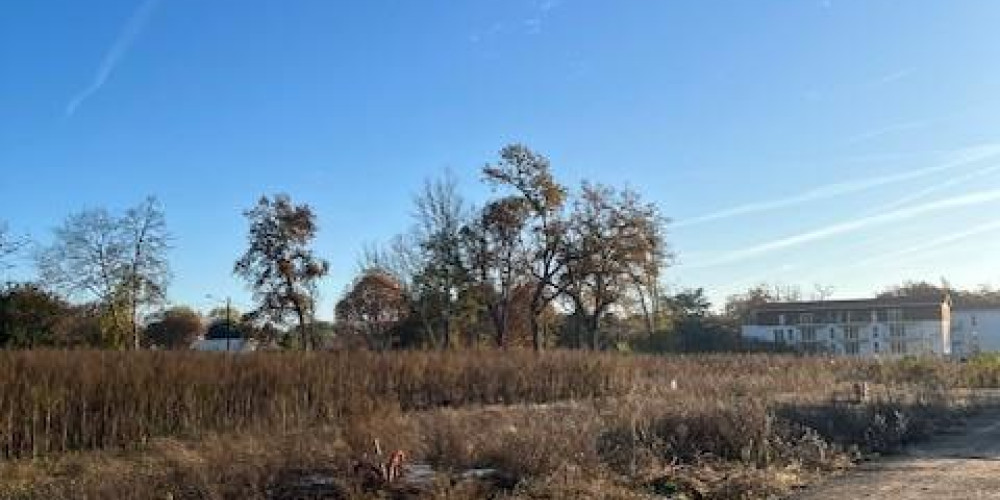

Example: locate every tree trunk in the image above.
[531,313,544,352]
[293,302,309,350]
[590,313,600,350]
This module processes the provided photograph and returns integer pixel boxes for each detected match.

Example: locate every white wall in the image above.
[742,320,948,357]
[191,338,258,352]
[952,309,1000,356]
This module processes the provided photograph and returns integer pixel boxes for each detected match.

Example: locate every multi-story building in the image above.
[742,296,952,357]
[951,305,1000,358]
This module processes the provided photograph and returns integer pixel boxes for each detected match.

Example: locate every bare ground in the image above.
[793,408,1000,499]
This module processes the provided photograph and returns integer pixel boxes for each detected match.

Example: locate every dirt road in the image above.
[793,410,1000,499]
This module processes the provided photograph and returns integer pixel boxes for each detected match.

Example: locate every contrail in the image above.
[875,163,1000,212]
[686,188,1000,269]
[674,143,1000,229]
[65,0,160,117]
[849,219,1000,270]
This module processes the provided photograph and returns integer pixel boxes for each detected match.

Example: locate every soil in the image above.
[793,409,1000,499]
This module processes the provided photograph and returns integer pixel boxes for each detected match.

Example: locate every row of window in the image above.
[777,309,906,325]
[773,324,900,343]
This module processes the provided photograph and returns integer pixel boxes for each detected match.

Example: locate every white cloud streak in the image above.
[687,188,1000,269]
[65,0,160,117]
[876,163,1000,212]
[674,143,1000,229]
[845,120,928,145]
[849,219,1000,270]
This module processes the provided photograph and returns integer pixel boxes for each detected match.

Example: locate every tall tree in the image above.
[559,183,665,349]
[36,197,170,349]
[483,144,567,350]
[234,194,329,350]
[121,197,171,349]
[411,174,470,349]
[462,196,530,347]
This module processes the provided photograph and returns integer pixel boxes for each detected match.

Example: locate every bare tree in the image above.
[483,144,567,351]
[411,174,470,349]
[234,194,329,350]
[559,183,666,349]
[811,284,835,301]
[628,207,671,338]
[122,197,171,349]
[0,222,28,271]
[36,197,170,349]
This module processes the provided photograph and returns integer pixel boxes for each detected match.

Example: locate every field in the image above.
[1,351,999,499]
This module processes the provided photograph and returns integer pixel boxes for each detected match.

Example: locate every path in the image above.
[793,409,1000,499]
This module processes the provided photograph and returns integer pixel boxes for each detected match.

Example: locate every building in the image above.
[951,305,1000,358]
[742,296,951,357]
[190,320,258,352]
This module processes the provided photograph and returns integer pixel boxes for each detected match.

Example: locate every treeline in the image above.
[0,144,725,352]
[5,144,994,352]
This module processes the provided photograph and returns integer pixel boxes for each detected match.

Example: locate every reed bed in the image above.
[1,351,996,499]
[0,350,993,461]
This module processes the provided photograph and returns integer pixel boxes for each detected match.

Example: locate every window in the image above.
[845,342,860,355]
[890,324,905,338]
[802,326,817,342]
[774,330,785,343]
[891,339,906,354]
[846,326,860,341]
[872,325,879,337]
[888,308,903,322]
[800,313,814,324]
[873,341,880,352]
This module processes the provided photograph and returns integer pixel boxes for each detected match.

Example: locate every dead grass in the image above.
[0,352,995,499]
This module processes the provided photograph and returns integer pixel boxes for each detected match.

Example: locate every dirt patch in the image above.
[793,408,1000,499]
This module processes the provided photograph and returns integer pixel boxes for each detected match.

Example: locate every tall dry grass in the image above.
[0,350,631,459]
[0,351,995,499]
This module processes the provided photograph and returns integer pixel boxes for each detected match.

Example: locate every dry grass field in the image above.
[1,351,998,499]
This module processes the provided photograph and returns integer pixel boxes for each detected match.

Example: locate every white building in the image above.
[951,306,1000,358]
[191,337,258,352]
[742,296,951,357]
[190,321,258,352]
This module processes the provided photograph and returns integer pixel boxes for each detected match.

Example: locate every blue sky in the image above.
[3,0,1000,316]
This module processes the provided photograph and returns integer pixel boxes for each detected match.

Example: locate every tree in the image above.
[36,197,170,349]
[483,144,568,350]
[877,280,949,300]
[559,183,666,349]
[724,283,801,325]
[234,194,329,350]
[0,222,27,270]
[411,174,470,349]
[461,196,530,348]
[144,306,203,349]
[121,198,171,349]
[335,270,409,350]
[0,283,71,348]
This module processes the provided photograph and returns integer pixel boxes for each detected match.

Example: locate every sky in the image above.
[3,0,1000,317]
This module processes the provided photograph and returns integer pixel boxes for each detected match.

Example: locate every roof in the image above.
[753,295,948,312]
